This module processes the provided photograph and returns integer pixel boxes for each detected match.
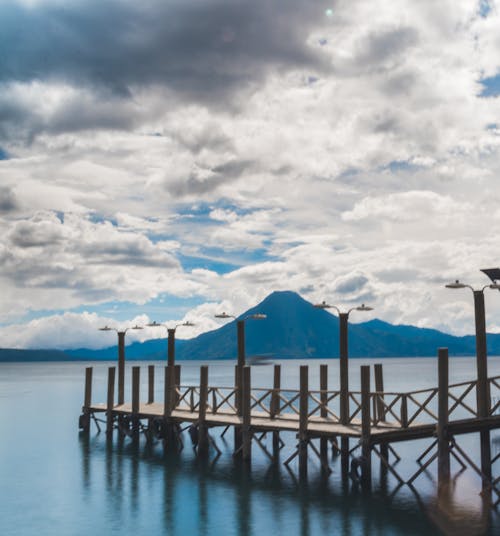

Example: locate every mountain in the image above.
[2,290,500,361]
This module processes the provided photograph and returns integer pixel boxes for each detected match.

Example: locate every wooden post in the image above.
[148,365,155,404]
[198,365,209,457]
[234,364,242,454]
[81,367,93,433]
[360,365,372,490]
[473,291,492,493]
[117,331,126,405]
[167,329,176,368]
[374,364,385,422]
[106,366,116,436]
[299,365,309,479]
[131,366,140,438]
[320,364,328,462]
[400,394,408,428]
[374,363,389,469]
[271,364,281,458]
[163,366,175,448]
[437,348,450,490]
[84,367,93,409]
[174,364,181,408]
[339,313,349,425]
[242,366,252,462]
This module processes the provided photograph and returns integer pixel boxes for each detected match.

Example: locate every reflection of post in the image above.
[132,366,140,440]
[473,291,492,493]
[437,348,450,492]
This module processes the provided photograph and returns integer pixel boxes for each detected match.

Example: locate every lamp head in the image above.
[98,326,112,331]
[146,321,161,327]
[130,325,143,330]
[314,301,331,309]
[248,313,266,320]
[215,312,233,319]
[181,320,195,327]
[445,280,467,289]
[356,304,373,312]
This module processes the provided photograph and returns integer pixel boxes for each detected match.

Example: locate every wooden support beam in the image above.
[198,365,209,457]
[400,394,408,428]
[320,364,328,462]
[148,365,154,404]
[299,365,308,479]
[242,366,252,462]
[272,364,281,459]
[437,347,450,490]
[106,366,116,436]
[360,365,372,490]
[131,366,140,438]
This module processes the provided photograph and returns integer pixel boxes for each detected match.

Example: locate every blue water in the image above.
[1,358,499,535]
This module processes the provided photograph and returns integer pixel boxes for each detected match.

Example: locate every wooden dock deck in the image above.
[79,349,500,506]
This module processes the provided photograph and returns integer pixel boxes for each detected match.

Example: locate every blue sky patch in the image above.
[479,74,500,97]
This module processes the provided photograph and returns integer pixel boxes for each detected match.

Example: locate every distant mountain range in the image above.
[1,290,499,362]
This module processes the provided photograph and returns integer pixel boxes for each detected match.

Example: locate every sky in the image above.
[1,0,500,350]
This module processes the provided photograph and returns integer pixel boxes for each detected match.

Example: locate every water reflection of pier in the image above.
[80,348,500,518]
[81,432,486,536]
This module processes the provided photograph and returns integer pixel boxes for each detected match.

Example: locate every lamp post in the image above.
[215,311,267,454]
[98,325,144,405]
[445,271,500,492]
[313,301,373,425]
[146,320,195,368]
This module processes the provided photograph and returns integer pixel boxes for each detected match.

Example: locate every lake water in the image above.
[1,357,499,535]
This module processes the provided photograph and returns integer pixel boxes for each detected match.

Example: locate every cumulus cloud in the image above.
[1,1,500,347]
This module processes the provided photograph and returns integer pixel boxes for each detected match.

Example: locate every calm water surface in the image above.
[1,357,499,535]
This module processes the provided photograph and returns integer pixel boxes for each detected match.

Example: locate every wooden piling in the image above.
[242,366,252,462]
[198,365,209,456]
[234,364,242,454]
[148,365,155,404]
[131,366,140,438]
[320,364,328,461]
[299,365,309,479]
[174,364,181,408]
[360,365,372,490]
[117,331,126,405]
[106,366,116,436]
[271,364,281,458]
[374,363,389,469]
[437,348,450,490]
[401,394,408,428]
[84,367,93,409]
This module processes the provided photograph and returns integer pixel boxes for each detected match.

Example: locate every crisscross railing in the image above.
[250,388,274,416]
[489,376,500,416]
[307,389,340,420]
[277,389,300,416]
[207,386,237,414]
[448,379,477,419]
[371,392,404,426]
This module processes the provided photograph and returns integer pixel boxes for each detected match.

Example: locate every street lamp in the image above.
[313,302,373,425]
[214,312,267,369]
[146,320,196,368]
[98,324,144,405]
[445,269,500,491]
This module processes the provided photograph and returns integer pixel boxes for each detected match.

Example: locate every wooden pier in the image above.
[80,348,500,506]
